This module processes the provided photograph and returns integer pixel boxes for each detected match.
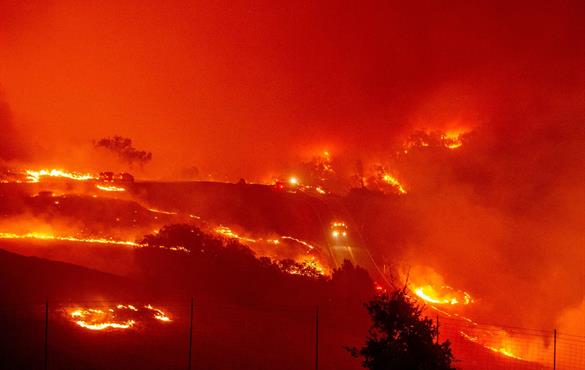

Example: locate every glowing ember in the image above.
[279,255,327,276]
[96,184,126,192]
[147,208,178,215]
[441,130,466,149]
[413,284,473,305]
[381,173,407,194]
[0,232,140,247]
[280,236,315,250]
[67,304,171,331]
[301,256,327,275]
[459,331,524,360]
[214,226,258,243]
[25,169,95,183]
[0,232,190,253]
[211,226,327,276]
[145,304,171,322]
[403,129,470,152]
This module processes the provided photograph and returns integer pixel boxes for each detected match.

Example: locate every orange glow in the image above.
[441,130,467,149]
[0,231,140,247]
[0,231,190,253]
[144,304,171,322]
[67,304,171,331]
[459,331,524,360]
[211,225,327,277]
[214,226,258,243]
[279,236,315,250]
[330,221,349,239]
[147,208,178,215]
[413,284,473,306]
[96,184,126,192]
[283,255,328,276]
[381,173,407,194]
[25,169,95,183]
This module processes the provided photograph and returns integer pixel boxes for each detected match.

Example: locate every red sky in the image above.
[0,0,584,334]
[0,0,583,178]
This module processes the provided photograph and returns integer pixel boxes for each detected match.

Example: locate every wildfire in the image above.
[214,226,258,243]
[0,232,140,247]
[403,129,471,152]
[0,232,190,253]
[67,304,171,331]
[381,174,407,194]
[147,208,178,215]
[280,236,316,250]
[96,184,126,192]
[25,169,95,183]
[279,255,328,276]
[212,226,328,276]
[459,331,524,360]
[441,131,465,149]
[413,284,473,305]
[144,304,171,322]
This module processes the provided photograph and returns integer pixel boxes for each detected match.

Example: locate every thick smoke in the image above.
[0,97,27,162]
[0,0,582,336]
[359,111,584,333]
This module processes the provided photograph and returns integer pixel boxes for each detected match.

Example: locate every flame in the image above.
[459,331,524,360]
[0,231,190,253]
[213,226,327,276]
[25,169,95,183]
[441,130,466,149]
[413,285,473,305]
[280,255,328,276]
[67,304,171,331]
[0,232,140,247]
[280,236,315,250]
[214,226,258,243]
[144,304,171,322]
[147,208,178,215]
[406,266,547,364]
[381,174,407,194]
[96,184,126,192]
[403,129,470,152]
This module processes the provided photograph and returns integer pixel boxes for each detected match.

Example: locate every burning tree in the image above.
[94,136,152,168]
[348,289,455,370]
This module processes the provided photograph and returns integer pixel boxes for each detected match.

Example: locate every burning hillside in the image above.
[67,304,171,331]
[0,1,583,368]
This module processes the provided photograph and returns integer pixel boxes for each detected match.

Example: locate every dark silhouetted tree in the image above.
[348,289,455,370]
[330,260,374,304]
[94,136,152,168]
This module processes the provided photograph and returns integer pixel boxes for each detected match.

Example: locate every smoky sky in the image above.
[0,96,28,161]
[0,0,583,177]
[0,0,583,333]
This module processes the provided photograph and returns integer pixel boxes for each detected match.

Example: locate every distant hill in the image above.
[0,248,139,304]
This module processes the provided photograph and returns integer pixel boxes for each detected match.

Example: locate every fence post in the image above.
[436,314,440,344]
[44,297,49,370]
[315,306,319,370]
[188,297,194,370]
[553,329,557,370]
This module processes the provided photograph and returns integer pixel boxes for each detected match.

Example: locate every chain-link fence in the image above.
[1,299,583,370]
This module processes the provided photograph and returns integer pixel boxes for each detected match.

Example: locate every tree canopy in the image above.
[348,289,455,370]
